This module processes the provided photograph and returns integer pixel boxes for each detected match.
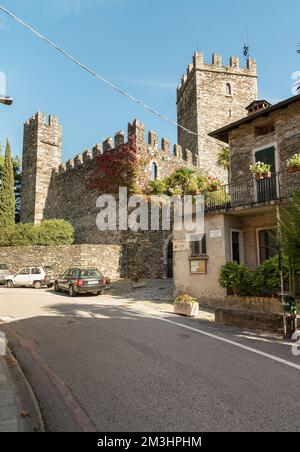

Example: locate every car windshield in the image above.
[79,270,101,279]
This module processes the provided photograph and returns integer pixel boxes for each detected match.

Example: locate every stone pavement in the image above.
[0,356,18,432]
[0,350,43,432]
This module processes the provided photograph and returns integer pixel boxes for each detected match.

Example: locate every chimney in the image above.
[246,100,272,116]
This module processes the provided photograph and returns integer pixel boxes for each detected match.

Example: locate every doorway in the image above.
[167,240,173,278]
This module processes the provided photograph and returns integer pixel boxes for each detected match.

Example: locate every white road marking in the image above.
[154,316,300,371]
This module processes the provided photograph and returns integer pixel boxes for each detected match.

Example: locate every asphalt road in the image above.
[0,286,299,432]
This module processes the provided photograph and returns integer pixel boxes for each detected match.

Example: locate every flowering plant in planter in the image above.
[174,294,198,305]
[206,177,222,191]
[250,162,272,180]
[174,294,199,317]
[287,154,300,173]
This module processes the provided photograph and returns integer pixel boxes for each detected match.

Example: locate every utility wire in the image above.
[0,3,198,137]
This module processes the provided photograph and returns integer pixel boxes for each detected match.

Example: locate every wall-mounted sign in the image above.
[210,229,222,238]
[173,240,189,252]
[190,259,207,274]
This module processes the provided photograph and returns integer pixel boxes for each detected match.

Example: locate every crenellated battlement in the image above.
[54,119,197,176]
[177,51,257,99]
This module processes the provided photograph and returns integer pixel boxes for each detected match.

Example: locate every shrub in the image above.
[252,256,289,296]
[175,294,198,305]
[219,261,254,296]
[0,219,75,247]
[33,220,75,246]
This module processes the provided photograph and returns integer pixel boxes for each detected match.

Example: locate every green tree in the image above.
[0,144,21,222]
[0,140,15,234]
[278,191,300,292]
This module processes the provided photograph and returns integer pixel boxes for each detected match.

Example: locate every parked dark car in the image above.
[54,268,107,297]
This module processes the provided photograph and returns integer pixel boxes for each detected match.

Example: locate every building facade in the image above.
[174,94,300,305]
[177,52,258,181]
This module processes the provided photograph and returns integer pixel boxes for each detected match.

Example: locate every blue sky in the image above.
[0,0,300,160]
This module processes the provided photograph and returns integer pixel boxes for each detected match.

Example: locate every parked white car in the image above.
[5,267,54,289]
[0,264,11,285]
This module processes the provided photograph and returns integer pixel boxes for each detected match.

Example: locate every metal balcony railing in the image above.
[204,170,300,212]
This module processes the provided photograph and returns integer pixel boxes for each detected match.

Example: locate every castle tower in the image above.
[177,52,258,180]
[21,112,62,224]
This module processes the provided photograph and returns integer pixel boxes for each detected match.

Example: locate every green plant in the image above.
[174,294,198,305]
[33,220,75,246]
[206,177,222,191]
[252,256,289,297]
[0,141,15,234]
[279,191,300,292]
[287,153,300,169]
[0,220,75,247]
[205,190,231,207]
[219,261,254,296]
[250,161,271,176]
[148,179,169,195]
[217,146,231,170]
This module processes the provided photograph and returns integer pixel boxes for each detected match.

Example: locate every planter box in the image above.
[132,281,146,289]
[288,167,300,174]
[255,172,272,181]
[174,302,199,318]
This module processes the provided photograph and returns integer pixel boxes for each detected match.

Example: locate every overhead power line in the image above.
[0,4,198,137]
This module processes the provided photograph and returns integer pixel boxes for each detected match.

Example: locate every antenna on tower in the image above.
[243,30,250,59]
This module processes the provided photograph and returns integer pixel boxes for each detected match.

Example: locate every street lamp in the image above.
[0,96,13,106]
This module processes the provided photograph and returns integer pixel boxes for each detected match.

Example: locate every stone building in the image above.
[20,115,196,278]
[20,50,259,279]
[173,94,300,305]
[177,52,258,180]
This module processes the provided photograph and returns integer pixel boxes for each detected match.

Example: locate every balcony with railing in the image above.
[204,170,300,212]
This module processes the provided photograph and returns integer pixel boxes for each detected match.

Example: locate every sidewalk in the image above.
[0,350,44,432]
[0,355,18,432]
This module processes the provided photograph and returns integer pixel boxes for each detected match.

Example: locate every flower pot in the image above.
[174,302,199,318]
[263,172,272,179]
[288,166,300,174]
[255,174,264,181]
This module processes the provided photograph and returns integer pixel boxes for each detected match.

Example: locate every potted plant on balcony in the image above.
[250,162,272,180]
[287,154,300,173]
[174,294,199,317]
[207,177,222,192]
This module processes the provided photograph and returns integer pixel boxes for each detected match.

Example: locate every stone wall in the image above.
[0,245,123,280]
[20,117,197,279]
[21,113,62,225]
[177,52,258,182]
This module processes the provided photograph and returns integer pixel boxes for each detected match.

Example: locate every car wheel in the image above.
[69,285,76,297]
[54,282,60,292]
[6,280,14,289]
[34,281,42,290]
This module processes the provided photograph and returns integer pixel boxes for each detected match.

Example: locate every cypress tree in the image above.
[0,140,15,233]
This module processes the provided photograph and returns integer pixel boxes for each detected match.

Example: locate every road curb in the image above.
[6,346,45,432]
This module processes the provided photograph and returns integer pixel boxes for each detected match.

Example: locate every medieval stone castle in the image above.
[20,51,258,278]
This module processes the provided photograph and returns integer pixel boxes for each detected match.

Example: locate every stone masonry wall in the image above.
[177,52,258,182]
[21,113,62,225]
[21,118,195,279]
[0,245,123,280]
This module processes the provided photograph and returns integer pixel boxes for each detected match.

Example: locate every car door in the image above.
[14,268,31,286]
[59,270,72,290]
